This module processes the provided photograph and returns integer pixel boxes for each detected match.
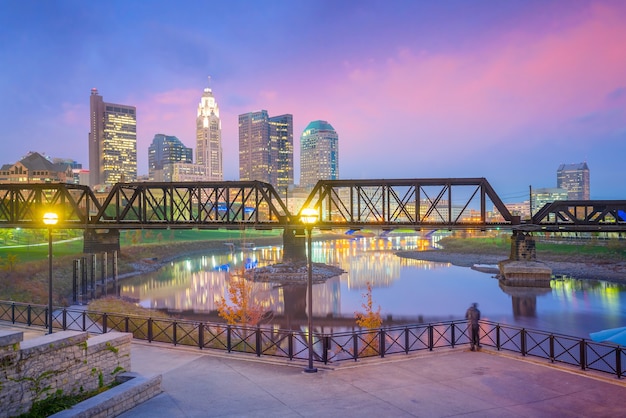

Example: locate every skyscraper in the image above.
[88,88,137,187]
[557,162,590,200]
[300,120,339,189]
[148,134,193,181]
[238,111,293,190]
[196,80,222,180]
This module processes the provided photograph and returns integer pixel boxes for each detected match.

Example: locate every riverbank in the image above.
[396,250,626,284]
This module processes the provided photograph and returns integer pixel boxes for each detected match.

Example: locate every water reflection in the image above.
[120,235,626,338]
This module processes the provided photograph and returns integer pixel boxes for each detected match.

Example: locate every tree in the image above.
[216,271,267,326]
[354,282,383,357]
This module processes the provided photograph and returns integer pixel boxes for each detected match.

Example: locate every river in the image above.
[119,234,626,339]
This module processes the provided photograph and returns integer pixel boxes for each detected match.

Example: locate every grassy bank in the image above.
[439,235,626,262]
[0,229,282,305]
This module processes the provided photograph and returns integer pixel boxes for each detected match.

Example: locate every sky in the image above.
[1,0,625,202]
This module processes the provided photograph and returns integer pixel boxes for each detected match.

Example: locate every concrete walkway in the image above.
[4,323,626,417]
[120,341,626,417]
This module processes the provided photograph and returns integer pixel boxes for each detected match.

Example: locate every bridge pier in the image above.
[83,229,121,253]
[498,231,551,287]
[282,227,307,263]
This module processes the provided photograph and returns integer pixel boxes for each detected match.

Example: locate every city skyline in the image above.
[1,0,625,200]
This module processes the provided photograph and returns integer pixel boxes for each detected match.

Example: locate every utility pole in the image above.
[529,185,533,222]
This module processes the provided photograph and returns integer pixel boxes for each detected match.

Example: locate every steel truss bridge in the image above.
[0,179,625,233]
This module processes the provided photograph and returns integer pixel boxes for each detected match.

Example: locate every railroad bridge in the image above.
[0,178,625,259]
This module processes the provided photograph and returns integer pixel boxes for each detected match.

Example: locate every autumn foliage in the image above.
[354,282,383,356]
[355,282,383,329]
[217,270,267,326]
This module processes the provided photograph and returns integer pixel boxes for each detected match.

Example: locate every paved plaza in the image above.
[4,323,626,417]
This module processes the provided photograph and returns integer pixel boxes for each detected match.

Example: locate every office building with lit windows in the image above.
[89,88,137,187]
[148,134,193,181]
[557,162,590,200]
[300,120,339,190]
[196,80,222,180]
[238,110,293,193]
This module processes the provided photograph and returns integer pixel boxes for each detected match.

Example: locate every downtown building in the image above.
[0,152,74,184]
[88,88,137,187]
[557,162,590,200]
[238,111,293,194]
[196,81,223,181]
[148,134,193,182]
[299,120,339,190]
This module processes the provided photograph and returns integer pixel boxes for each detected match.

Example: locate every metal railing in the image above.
[1,301,623,378]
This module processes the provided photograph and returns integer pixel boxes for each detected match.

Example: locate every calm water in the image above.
[119,235,626,338]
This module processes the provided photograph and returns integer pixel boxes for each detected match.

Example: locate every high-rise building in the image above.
[557,162,590,200]
[196,80,222,180]
[148,134,193,181]
[300,120,339,189]
[89,88,137,187]
[238,110,293,191]
[269,114,294,192]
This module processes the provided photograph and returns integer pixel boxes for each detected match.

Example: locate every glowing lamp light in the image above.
[43,212,59,226]
[300,208,318,225]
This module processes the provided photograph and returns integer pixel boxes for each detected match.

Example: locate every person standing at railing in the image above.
[465,303,481,351]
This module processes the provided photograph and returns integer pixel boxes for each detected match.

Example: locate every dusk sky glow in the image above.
[1,0,625,201]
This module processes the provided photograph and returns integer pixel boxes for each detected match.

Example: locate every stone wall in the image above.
[0,330,131,418]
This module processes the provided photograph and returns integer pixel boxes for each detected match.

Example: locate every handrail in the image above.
[0,301,622,379]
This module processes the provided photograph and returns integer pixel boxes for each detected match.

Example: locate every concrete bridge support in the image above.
[282,226,307,263]
[499,231,552,287]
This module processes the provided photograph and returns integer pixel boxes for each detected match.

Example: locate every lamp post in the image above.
[43,212,58,334]
[300,208,318,373]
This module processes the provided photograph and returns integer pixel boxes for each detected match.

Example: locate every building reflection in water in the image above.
[119,234,626,335]
[120,235,443,320]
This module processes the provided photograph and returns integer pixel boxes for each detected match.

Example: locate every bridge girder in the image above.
[0,181,625,233]
[298,178,517,230]
[0,183,100,228]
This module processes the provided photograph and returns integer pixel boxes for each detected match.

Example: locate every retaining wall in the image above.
[0,330,132,417]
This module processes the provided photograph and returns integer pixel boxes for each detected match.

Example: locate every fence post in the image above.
[323,336,330,364]
[353,333,358,361]
[288,332,294,360]
[617,347,622,379]
[125,316,129,333]
[549,335,555,362]
[199,323,204,349]
[380,329,386,358]
[11,303,15,324]
[521,329,526,356]
[27,305,32,326]
[173,322,177,346]
[256,327,261,357]
[103,313,108,334]
[405,327,410,354]
[148,318,153,342]
[451,322,456,348]
[227,325,232,352]
[580,339,586,370]
[496,324,501,350]
[428,324,434,351]
[82,310,86,331]
[62,309,67,330]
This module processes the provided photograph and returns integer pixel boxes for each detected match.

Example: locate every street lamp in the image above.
[43,212,58,334]
[300,207,318,373]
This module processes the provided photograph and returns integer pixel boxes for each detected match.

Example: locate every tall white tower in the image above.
[196,77,223,180]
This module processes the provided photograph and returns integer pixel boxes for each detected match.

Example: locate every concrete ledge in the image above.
[0,330,23,347]
[50,372,162,418]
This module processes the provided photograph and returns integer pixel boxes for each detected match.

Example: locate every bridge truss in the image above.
[0,180,625,233]
[92,181,289,229]
[0,183,100,228]
[528,200,626,232]
[299,178,517,230]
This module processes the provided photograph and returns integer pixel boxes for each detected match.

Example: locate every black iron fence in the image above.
[1,300,623,378]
